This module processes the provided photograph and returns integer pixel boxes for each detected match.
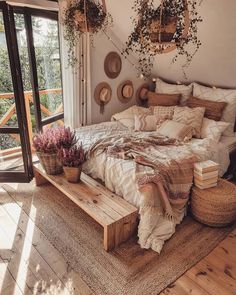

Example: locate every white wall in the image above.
[90,31,144,123]
[90,0,236,123]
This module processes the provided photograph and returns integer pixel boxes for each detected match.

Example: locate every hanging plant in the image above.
[123,0,203,77]
[62,0,113,67]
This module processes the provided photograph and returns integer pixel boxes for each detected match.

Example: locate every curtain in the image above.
[58,0,92,128]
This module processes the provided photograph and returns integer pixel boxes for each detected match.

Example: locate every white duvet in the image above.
[76,121,230,252]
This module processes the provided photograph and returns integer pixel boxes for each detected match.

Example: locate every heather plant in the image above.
[57,145,85,167]
[33,126,77,154]
[54,126,77,149]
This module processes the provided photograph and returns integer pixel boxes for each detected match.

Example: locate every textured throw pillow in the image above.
[134,114,160,131]
[150,106,175,120]
[157,120,194,141]
[186,95,227,121]
[111,105,150,129]
[155,77,192,105]
[147,91,181,107]
[173,106,205,138]
[193,82,236,136]
[201,118,230,142]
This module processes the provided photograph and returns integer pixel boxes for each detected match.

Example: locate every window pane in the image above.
[0,10,19,127]
[0,134,25,172]
[32,16,63,119]
[14,13,36,137]
[42,118,64,132]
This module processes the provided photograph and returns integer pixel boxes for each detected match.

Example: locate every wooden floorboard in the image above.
[0,186,93,295]
[0,183,235,295]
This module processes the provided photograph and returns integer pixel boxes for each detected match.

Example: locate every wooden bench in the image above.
[33,164,138,251]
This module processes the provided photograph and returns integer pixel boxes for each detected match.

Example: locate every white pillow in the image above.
[157,120,194,141]
[201,118,230,142]
[111,105,150,129]
[172,106,205,138]
[134,114,159,131]
[193,83,236,136]
[155,77,192,105]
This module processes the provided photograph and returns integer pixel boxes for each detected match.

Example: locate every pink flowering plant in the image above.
[57,145,85,167]
[33,126,77,154]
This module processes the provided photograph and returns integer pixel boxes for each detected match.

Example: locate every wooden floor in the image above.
[0,183,235,295]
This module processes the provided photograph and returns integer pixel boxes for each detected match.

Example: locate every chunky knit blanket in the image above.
[87,134,195,221]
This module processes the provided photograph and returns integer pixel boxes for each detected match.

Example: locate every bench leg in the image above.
[34,169,49,186]
[104,224,116,251]
[103,212,138,251]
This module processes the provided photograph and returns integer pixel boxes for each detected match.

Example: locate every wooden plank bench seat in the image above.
[33,164,138,251]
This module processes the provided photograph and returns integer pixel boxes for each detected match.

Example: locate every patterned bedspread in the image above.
[75,121,230,252]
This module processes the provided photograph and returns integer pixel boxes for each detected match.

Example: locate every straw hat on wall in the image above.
[136,83,150,105]
[117,80,134,103]
[104,51,122,79]
[94,82,112,105]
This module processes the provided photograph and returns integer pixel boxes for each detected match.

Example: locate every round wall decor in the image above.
[94,82,112,113]
[94,82,112,105]
[117,80,134,103]
[136,83,150,106]
[104,51,122,79]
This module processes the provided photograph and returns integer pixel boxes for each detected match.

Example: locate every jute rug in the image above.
[3,183,235,295]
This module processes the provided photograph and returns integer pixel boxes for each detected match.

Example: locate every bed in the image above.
[75,120,233,253]
[75,78,236,253]
[220,135,236,154]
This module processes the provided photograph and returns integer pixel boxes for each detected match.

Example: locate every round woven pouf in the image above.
[191,179,236,227]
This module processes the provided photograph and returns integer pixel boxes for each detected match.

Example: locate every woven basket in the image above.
[149,17,177,43]
[37,152,63,175]
[191,179,236,227]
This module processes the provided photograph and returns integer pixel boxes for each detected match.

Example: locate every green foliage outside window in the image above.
[0,13,63,150]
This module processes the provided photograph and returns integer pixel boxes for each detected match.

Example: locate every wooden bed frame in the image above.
[33,164,138,251]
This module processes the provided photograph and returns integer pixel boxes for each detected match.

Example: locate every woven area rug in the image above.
[3,182,235,295]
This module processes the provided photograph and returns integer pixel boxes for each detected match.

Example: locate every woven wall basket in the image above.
[37,152,63,175]
[191,179,236,227]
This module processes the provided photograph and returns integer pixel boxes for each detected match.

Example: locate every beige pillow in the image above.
[201,118,230,142]
[157,120,194,141]
[193,82,236,136]
[111,105,150,129]
[134,114,159,131]
[155,78,193,105]
[147,92,181,107]
[150,106,175,120]
[173,106,205,138]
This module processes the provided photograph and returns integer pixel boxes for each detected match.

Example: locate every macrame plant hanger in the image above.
[158,0,164,52]
[83,0,107,114]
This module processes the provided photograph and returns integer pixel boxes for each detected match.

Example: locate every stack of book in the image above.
[194,160,219,189]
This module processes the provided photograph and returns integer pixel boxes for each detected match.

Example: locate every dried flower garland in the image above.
[62,0,113,67]
[123,0,203,77]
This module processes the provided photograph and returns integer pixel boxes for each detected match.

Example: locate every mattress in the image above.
[220,135,236,153]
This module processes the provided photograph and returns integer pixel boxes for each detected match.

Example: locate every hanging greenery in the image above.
[62,0,113,67]
[123,0,203,77]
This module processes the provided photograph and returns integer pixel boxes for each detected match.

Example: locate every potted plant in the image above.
[123,0,203,77]
[33,126,77,175]
[57,144,85,183]
[62,0,113,67]
[149,16,177,43]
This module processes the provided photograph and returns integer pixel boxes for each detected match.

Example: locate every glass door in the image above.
[23,7,64,131]
[0,2,33,182]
